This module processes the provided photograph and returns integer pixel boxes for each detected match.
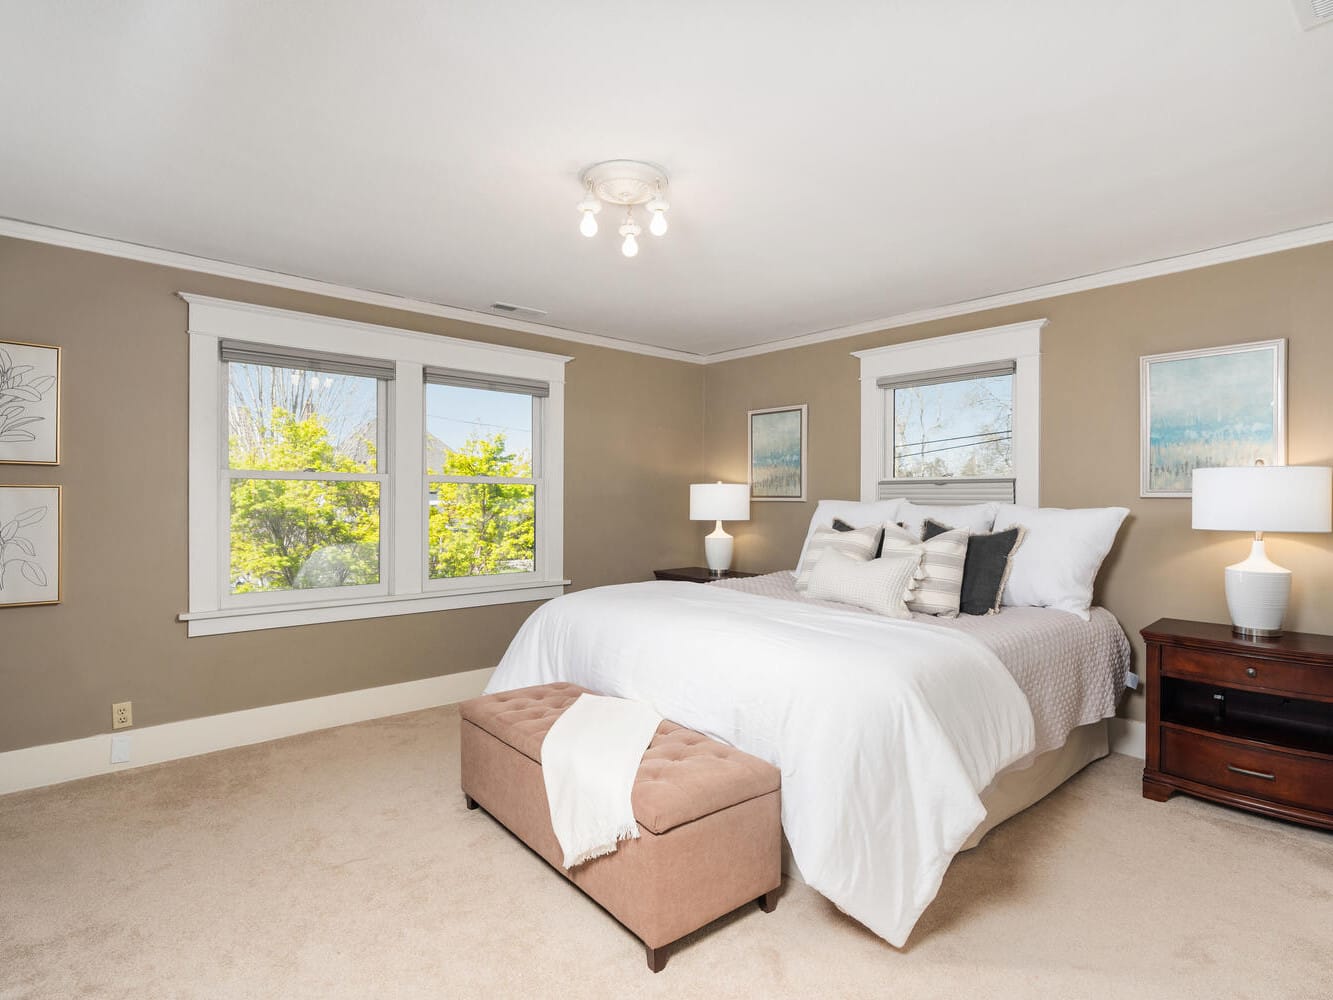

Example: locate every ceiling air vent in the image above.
[1291,0,1333,29]
[489,301,548,319]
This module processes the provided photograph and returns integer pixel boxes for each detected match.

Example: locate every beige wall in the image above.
[0,237,705,753]
[704,242,1333,723]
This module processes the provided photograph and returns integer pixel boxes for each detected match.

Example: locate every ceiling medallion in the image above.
[576,160,669,258]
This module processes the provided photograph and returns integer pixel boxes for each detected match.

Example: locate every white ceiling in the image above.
[2,2,1331,357]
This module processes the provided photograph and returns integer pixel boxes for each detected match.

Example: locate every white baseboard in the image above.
[1109,717,1146,759]
[0,667,495,797]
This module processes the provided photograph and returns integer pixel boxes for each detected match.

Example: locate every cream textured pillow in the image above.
[794,524,881,591]
[880,522,967,617]
[806,548,920,618]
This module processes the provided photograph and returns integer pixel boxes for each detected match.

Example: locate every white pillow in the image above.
[992,504,1129,620]
[794,498,903,575]
[897,501,998,539]
[806,548,920,619]
[795,524,881,591]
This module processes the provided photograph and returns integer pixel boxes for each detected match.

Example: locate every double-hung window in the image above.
[855,319,1044,507]
[183,295,569,636]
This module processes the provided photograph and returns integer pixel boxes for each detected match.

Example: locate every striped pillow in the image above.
[880,522,967,617]
[806,548,921,619]
[795,524,881,591]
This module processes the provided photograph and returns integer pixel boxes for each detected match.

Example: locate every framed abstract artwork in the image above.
[0,340,61,465]
[749,404,807,502]
[1140,339,1286,498]
[0,484,62,607]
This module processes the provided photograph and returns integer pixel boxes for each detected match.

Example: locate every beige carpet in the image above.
[1,707,1330,1000]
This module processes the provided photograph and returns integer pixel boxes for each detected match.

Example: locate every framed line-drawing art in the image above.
[1140,339,1286,498]
[749,404,807,502]
[0,340,61,465]
[0,484,62,607]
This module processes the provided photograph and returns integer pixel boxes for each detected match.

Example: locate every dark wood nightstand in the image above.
[653,567,757,583]
[1141,618,1333,831]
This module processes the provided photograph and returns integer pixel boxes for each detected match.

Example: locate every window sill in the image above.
[178,579,571,637]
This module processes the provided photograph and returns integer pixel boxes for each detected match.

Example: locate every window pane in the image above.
[229,479,380,593]
[428,482,535,579]
[425,384,532,476]
[893,375,1013,478]
[228,363,380,472]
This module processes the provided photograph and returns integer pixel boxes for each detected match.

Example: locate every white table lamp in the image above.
[1192,465,1332,638]
[690,482,751,574]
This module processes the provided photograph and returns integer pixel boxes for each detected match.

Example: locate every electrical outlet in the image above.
[112,701,133,730]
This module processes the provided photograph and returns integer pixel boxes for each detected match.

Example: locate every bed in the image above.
[485,570,1129,947]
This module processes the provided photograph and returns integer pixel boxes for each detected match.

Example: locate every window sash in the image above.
[884,366,1015,484]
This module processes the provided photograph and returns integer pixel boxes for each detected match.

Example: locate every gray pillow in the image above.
[923,518,1025,616]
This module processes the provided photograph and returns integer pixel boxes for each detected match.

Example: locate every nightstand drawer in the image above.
[1161,728,1333,813]
[1161,646,1333,701]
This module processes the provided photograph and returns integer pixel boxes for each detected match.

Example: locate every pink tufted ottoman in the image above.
[459,682,781,972]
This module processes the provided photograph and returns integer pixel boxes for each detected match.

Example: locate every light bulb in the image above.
[621,233,639,257]
[579,209,598,237]
[649,208,668,236]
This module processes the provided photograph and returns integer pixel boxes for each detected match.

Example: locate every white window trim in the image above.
[180,294,571,637]
[853,319,1045,506]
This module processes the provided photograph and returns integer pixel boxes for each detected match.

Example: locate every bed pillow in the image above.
[805,548,920,619]
[881,522,967,618]
[924,518,1024,616]
[794,524,882,591]
[794,498,904,574]
[897,501,998,539]
[991,505,1130,620]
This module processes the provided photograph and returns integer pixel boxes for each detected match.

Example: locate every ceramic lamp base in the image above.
[1224,538,1291,638]
[704,521,734,574]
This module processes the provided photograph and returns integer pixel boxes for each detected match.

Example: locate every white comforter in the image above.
[485,581,1036,946]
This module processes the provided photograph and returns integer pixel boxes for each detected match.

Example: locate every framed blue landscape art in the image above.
[1140,339,1286,498]
[749,404,807,501]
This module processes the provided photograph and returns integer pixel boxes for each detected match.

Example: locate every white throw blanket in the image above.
[487,581,1035,946]
[541,693,662,869]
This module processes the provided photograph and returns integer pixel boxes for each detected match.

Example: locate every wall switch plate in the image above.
[110,734,131,764]
[112,701,132,730]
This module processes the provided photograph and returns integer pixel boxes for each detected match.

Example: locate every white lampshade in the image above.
[1192,466,1332,533]
[689,482,750,522]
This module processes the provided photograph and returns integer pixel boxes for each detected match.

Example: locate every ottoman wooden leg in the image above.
[646,944,668,973]
[464,793,478,810]
[758,889,778,913]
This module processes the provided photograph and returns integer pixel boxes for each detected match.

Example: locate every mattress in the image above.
[713,571,1130,758]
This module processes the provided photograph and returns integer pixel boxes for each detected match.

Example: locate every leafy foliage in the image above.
[428,432,535,579]
[228,409,380,593]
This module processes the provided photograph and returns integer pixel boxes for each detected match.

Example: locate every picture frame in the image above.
[749,404,807,502]
[1140,339,1286,498]
[0,340,61,465]
[0,484,62,607]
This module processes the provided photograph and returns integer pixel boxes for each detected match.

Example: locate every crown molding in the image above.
[4,215,1331,367]
[701,220,1333,364]
[0,217,701,364]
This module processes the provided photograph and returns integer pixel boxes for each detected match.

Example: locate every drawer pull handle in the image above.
[1226,764,1275,781]
[1245,667,1258,678]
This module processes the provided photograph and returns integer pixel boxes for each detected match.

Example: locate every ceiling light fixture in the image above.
[576,159,669,257]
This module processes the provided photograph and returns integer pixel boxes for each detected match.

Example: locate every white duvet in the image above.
[485,581,1036,946]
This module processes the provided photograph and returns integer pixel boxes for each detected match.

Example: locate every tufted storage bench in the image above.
[459,682,781,972]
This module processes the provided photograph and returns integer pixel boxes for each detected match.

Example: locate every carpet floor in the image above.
[1,706,1330,1000]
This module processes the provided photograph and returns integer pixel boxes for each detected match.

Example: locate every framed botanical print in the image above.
[0,484,62,606]
[749,404,807,502]
[0,340,61,464]
[1140,339,1285,498]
